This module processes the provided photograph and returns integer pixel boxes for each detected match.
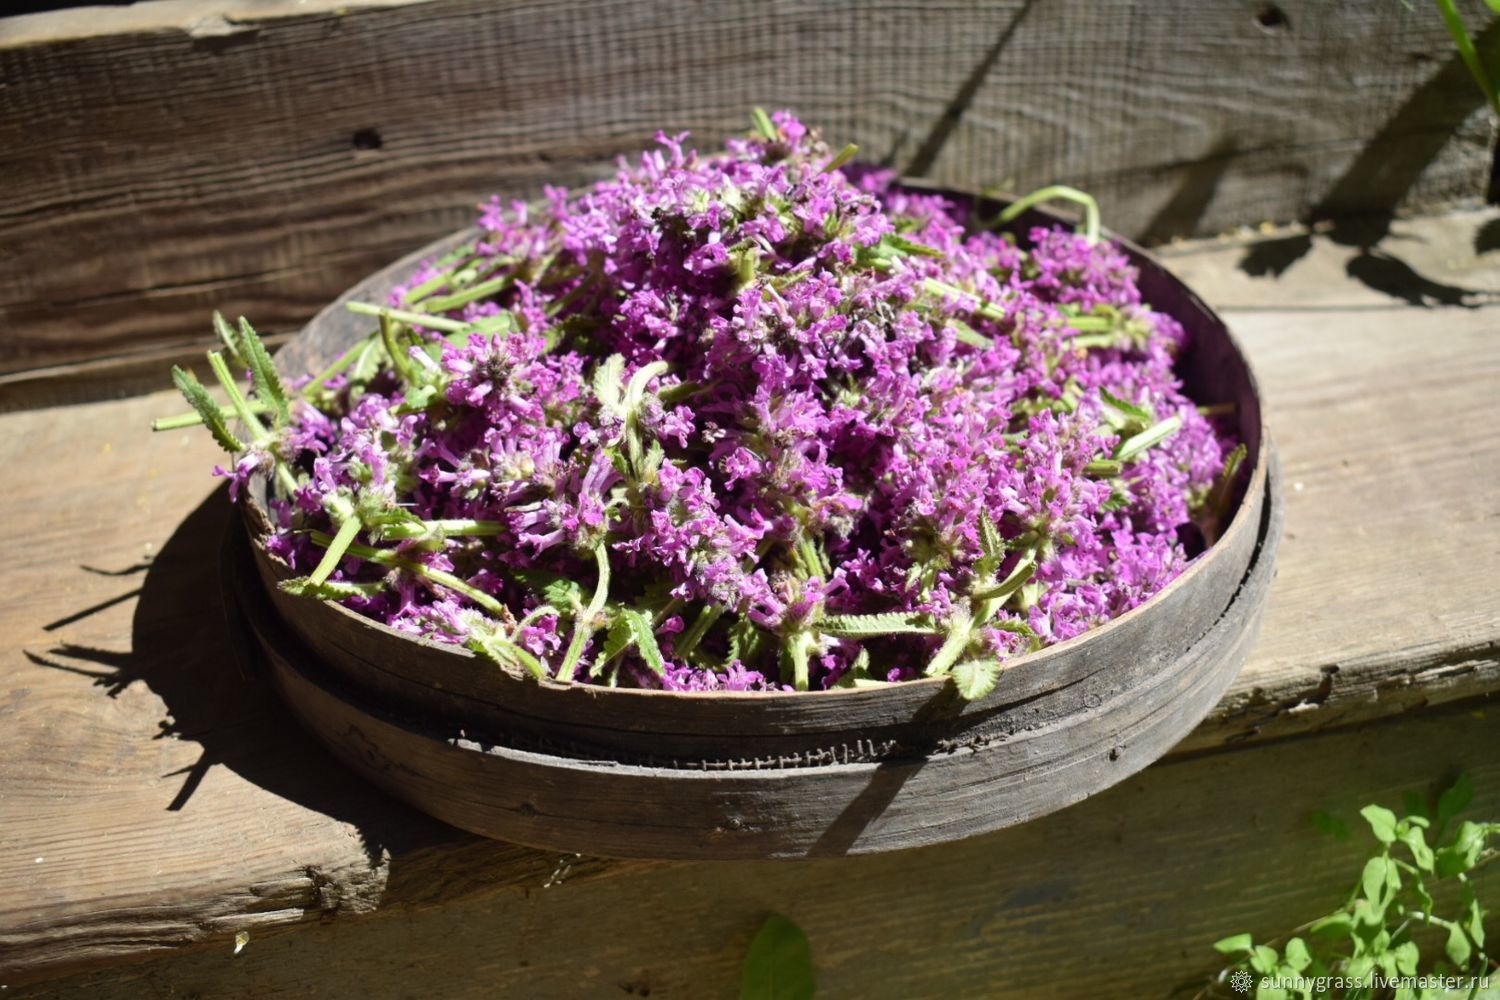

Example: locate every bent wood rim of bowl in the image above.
[239,183,1271,706]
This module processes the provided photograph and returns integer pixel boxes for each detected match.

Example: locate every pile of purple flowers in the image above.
[162,111,1241,698]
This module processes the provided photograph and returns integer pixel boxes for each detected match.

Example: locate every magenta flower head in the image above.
[164,112,1238,698]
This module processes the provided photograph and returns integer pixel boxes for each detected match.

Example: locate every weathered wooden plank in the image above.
[9,702,1499,998]
[0,0,1493,373]
[1,217,1497,986]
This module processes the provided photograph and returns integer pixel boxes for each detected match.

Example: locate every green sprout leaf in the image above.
[1212,933,1254,956]
[750,107,779,143]
[1361,804,1398,845]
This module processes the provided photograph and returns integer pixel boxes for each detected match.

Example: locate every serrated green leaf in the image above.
[740,913,814,1000]
[622,607,666,677]
[821,612,941,638]
[880,232,944,259]
[950,658,1001,700]
[1212,933,1254,955]
[236,316,290,425]
[1362,804,1399,845]
[514,569,587,610]
[596,614,634,675]
[171,365,244,453]
[278,577,382,600]
[593,354,625,415]
[212,310,247,368]
[978,510,1005,565]
[1100,387,1154,425]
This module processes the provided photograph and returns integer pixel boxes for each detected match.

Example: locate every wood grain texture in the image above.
[11,703,1500,999]
[1,0,1494,373]
[1,215,1497,987]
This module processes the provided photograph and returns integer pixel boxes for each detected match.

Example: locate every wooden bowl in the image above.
[226,186,1282,859]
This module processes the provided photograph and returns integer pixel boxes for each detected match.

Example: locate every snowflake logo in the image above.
[1229,968,1254,993]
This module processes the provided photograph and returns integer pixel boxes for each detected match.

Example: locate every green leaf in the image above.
[1361,856,1390,907]
[1249,944,1279,975]
[513,569,587,610]
[1391,940,1420,976]
[1464,893,1486,949]
[740,913,814,1000]
[821,612,941,638]
[1362,804,1399,845]
[621,608,666,677]
[1398,824,1434,872]
[978,510,1005,565]
[1282,937,1311,972]
[880,233,945,259]
[1436,821,1489,877]
[1446,921,1472,967]
[597,614,634,673]
[950,658,1001,700]
[1100,387,1154,426]
[235,316,290,425]
[593,354,626,415]
[1212,933,1254,955]
[1437,772,1474,830]
[171,365,244,453]
[211,310,249,369]
[278,577,382,600]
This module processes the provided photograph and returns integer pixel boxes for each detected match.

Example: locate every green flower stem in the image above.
[346,302,468,333]
[996,184,1102,244]
[419,273,515,313]
[923,278,1009,323]
[1116,414,1183,463]
[673,604,723,661]
[308,530,508,617]
[556,542,611,681]
[379,519,506,541]
[308,516,362,587]
[1070,332,1119,350]
[206,351,268,441]
[1064,315,1112,332]
[304,333,375,397]
[379,313,420,385]
[924,604,974,678]
[152,401,271,432]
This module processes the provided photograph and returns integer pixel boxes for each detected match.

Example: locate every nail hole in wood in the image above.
[351,127,383,151]
[1255,5,1289,33]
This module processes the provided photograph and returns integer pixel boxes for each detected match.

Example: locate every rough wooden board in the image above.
[9,702,1499,999]
[1,216,1498,984]
[1,0,1493,372]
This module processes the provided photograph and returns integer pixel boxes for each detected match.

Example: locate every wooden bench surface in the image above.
[1,209,1497,996]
